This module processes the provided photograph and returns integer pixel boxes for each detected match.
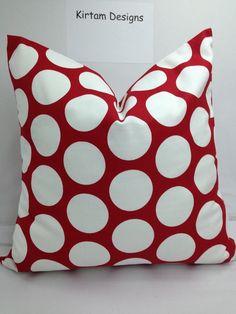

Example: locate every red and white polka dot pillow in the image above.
[1,28,235,272]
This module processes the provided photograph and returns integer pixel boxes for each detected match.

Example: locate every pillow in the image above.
[1,28,235,272]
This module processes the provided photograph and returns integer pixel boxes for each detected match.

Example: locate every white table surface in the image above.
[0,222,236,314]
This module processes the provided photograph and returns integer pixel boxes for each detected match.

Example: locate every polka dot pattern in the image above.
[3,28,235,272]
[32,70,71,105]
[131,70,167,91]
[67,194,109,233]
[12,225,27,263]
[196,201,223,239]
[112,219,154,253]
[156,234,196,262]
[69,242,110,267]
[9,43,38,79]
[176,66,209,97]
[146,92,187,127]
[46,49,83,68]
[107,116,152,160]
[200,37,213,63]
[30,215,65,253]
[194,155,217,194]
[31,259,69,272]
[155,136,191,178]
[190,107,211,147]
[79,72,114,95]
[14,89,28,127]
[109,170,153,211]
[20,136,31,173]
[195,245,229,264]
[63,142,106,185]
[31,114,61,156]
[117,96,137,120]
[65,94,108,132]
[31,165,63,206]
[156,186,194,227]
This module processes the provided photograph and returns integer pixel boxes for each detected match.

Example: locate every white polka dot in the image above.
[157,43,192,69]
[12,224,27,263]
[146,91,187,126]
[114,258,151,266]
[2,258,18,272]
[194,154,217,194]
[31,259,69,272]
[176,66,209,97]
[32,70,71,105]
[46,49,83,68]
[31,165,63,206]
[200,37,213,63]
[65,94,108,132]
[109,170,153,211]
[18,181,29,218]
[108,116,152,160]
[155,136,191,178]
[117,96,137,120]
[30,214,65,253]
[190,107,211,147]
[20,136,31,173]
[156,186,194,227]
[9,44,38,79]
[69,242,110,267]
[206,82,214,118]
[131,70,167,91]
[79,71,114,95]
[14,89,28,127]
[31,114,61,156]
[195,245,229,264]
[64,142,105,185]
[67,194,109,233]
[156,233,195,262]
[112,219,154,253]
[196,201,223,239]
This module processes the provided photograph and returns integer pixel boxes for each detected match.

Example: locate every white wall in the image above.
[0,0,236,245]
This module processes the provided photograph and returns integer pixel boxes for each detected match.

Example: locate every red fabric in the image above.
[1,28,235,272]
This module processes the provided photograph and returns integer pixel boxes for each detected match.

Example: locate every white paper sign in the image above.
[66,0,154,63]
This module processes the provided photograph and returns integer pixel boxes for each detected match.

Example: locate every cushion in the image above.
[1,28,235,272]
